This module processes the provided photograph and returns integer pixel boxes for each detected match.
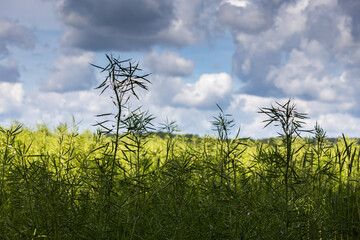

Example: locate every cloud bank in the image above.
[1,0,360,138]
[41,52,96,93]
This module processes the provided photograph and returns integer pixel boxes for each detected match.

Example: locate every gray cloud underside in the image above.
[0,18,35,57]
[222,0,360,105]
[0,62,20,83]
[2,0,360,138]
[56,0,220,50]
[56,0,360,103]
[144,50,195,77]
[217,0,288,33]
[339,0,360,41]
[57,0,175,51]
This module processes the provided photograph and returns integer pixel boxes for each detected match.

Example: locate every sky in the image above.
[1,0,360,138]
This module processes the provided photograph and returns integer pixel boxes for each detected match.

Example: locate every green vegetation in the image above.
[1,55,359,239]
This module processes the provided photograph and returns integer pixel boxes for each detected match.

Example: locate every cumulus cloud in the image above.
[40,52,96,92]
[156,0,220,46]
[231,0,310,96]
[223,0,360,110]
[218,0,274,33]
[3,0,360,139]
[0,18,35,57]
[19,90,110,127]
[226,94,348,138]
[142,71,234,114]
[56,0,220,50]
[338,0,360,41]
[0,86,112,132]
[147,105,214,135]
[0,82,24,118]
[144,50,194,76]
[143,75,183,107]
[266,39,349,102]
[172,73,233,108]
[316,113,360,137]
[56,0,175,51]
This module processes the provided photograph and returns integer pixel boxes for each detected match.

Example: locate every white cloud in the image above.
[2,0,360,140]
[222,0,249,8]
[144,50,194,76]
[317,113,360,137]
[226,93,357,138]
[16,89,111,131]
[227,0,360,120]
[234,0,308,53]
[157,0,218,46]
[0,82,24,114]
[264,36,358,104]
[142,75,183,107]
[0,81,354,138]
[172,72,233,108]
[148,105,215,135]
[41,52,96,92]
[228,94,278,138]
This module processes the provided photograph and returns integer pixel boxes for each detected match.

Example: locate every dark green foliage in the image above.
[1,121,360,239]
[1,57,360,239]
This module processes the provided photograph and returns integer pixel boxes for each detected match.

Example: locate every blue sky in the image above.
[1,0,360,138]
